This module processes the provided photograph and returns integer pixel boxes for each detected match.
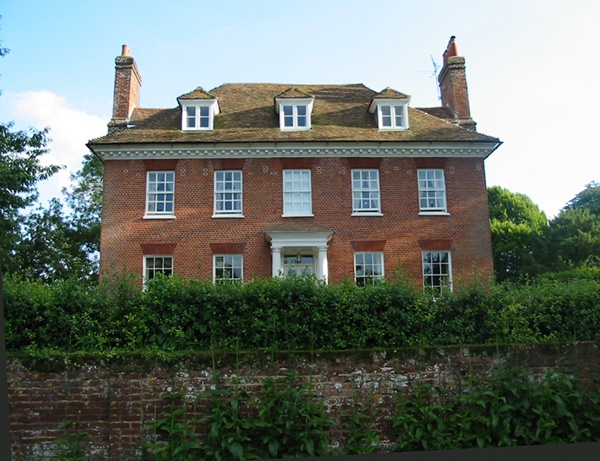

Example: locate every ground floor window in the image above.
[422,251,452,291]
[354,252,384,286]
[214,255,243,283]
[144,256,173,284]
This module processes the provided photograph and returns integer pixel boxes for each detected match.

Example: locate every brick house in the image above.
[87,36,501,290]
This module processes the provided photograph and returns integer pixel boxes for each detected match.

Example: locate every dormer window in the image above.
[281,103,309,130]
[369,88,411,131]
[275,88,315,131]
[378,104,407,129]
[177,87,220,131]
[186,105,210,129]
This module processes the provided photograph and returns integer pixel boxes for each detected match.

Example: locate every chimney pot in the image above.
[122,44,131,56]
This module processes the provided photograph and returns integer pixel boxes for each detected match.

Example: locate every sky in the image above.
[1,0,599,219]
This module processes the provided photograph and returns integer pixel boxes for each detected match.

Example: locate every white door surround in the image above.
[265,230,333,282]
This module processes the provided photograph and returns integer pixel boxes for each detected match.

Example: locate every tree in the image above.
[488,186,548,282]
[563,181,600,216]
[0,124,62,263]
[545,182,600,271]
[62,152,103,256]
[9,198,99,282]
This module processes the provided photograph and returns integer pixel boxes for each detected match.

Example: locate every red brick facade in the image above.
[100,155,493,286]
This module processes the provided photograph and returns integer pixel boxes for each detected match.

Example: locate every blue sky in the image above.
[1,0,599,218]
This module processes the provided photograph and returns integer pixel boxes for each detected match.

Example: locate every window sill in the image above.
[143,214,176,220]
[212,214,245,218]
[282,213,314,218]
[352,212,383,217]
[419,211,450,216]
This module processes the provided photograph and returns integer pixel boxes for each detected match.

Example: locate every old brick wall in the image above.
[100,155,493,287]
[8,342,600,460]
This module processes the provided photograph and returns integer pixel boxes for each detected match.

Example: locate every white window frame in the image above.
[275,98,314,131]
[283,169,313,217]
[213,170,244,217]
[180,99,219,131]
[418,169,448,214]
[351,169,382,215]
[213,254,243,283]
[377,104,408,129]
[143,255,174,286]
[422,251,452,292]
[354,252,384,286]
[145,171,175,218]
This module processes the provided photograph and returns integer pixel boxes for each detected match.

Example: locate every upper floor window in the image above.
[185,105,211,129]
[281,104,308,129]
[368,91,410,131]
[283,169,312,216]
[178,94,219,131]
[422,251,452,292]
[354,252,384,286]
[275,94,314,131]
[214,255,243,283]
[352,169,381,215]
[214,170,243,217]
[146,171,175,217]
[418,169,447,213]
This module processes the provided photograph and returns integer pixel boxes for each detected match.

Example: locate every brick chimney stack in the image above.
[108,44,142,133]
[438,36,476,131]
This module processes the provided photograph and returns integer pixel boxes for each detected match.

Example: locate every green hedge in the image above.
[4,273,600,353]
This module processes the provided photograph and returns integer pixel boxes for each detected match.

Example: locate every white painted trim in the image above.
[143,214,176,219]
[93,141,500,161]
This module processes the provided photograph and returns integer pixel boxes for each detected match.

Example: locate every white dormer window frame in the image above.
[180,99,219,131]
[369,98,410,131]
[275,98,314,131]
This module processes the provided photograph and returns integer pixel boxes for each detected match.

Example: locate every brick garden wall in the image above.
[8,342,600,460]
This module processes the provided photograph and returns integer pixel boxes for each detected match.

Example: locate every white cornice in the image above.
[92,141,500,161]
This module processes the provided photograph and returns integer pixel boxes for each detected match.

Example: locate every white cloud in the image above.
[2,91,107,206]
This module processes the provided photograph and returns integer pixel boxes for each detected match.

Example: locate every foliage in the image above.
[5,274,600,354]
[8,198,99,282]
[55,421,89,461]
[145,392,203,460]
[392,366,600,451]
[342,397,381,455]
[0,122,61,263]
[488,186,548,282]
[144,374,332,460]
[547,207,600,270]
[563,181,600,216]
[62,152,103,257]
[253,374,333,459]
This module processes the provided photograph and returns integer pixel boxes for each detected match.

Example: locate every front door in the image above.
[283,254,315,276]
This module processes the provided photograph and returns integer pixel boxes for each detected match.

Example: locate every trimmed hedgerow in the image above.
[4,273,600,353]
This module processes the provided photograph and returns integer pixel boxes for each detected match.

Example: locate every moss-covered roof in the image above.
[89,83,499,146]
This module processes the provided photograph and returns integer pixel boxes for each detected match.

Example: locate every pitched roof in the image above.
[274,87,315,99]
[177,87,217,100]
[372,87,410,99]
[89,83,499,146]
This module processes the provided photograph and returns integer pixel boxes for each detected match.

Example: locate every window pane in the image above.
[147,171,175,215]
[215,171,243,214]
[352,169,380,212]
[417,169,446,212]
[355,252,383,285]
